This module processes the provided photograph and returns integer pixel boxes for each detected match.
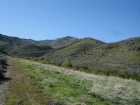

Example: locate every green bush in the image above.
[61,59,72,68]
[79,66,88,70]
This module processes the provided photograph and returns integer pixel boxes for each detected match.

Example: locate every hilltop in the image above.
[38,36,79,48]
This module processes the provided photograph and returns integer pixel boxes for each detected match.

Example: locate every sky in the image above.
[0,0,140,42]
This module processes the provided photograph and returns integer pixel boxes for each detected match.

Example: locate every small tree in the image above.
[61,58,72,68]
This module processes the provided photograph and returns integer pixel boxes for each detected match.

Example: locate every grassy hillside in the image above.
[0,34,78,56]
[0,34,53,57]
[20,59,140,105]
[43,38,105,62]
[8,44,53,57]
[43,37,140,73]
[0,34,35,54]
[0,41,11,54]
[39,36,79,48]
[0,33,140,74]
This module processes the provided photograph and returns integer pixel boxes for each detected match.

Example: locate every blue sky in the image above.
[0,0,140,42]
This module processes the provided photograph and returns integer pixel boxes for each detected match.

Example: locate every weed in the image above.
[6,98,17,105]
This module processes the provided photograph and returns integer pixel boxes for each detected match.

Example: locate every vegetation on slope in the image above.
[8,43,53,57]
[44,38,105,63]
[39,36,79,48]
[21,59,140,105]
[0,33,140,75]
[0,34,36,54]
[43,37,140,73]
[0,34,79,56]
[27,57,140,81]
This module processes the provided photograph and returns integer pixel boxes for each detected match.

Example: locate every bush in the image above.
[73,66,80,70]
[79,66,88,70]
[55,63,62,67]
[61,59,72,68]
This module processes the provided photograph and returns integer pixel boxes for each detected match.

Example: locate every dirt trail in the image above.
[0,65,10,105]
[0,77,8,105]
[3,57,46,105]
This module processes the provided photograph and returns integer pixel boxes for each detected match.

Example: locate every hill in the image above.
[43,38,106,63]
[8,43,53,57]
[38,36,79,48]
[0,34,78,56]
[43,37,140,73]
[0,34,36,54]
[0,33,140,73]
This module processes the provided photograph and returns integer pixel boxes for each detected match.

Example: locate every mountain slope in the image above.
[38,36,79,48]
[0,34,78,55]
[44,37,140,72]
[44,37,106,63]
[0,33,140,73]
[8,43,53,57]
[0,34,35,54]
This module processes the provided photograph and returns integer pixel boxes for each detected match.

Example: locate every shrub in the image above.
[73,66,80,70]
[61,58,72,68]
[56,63,62,67]
[79,66,88,70]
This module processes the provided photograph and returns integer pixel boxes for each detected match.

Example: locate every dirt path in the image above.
[0,76,8,105]
[0,65,10,105]
[3,57,46,105]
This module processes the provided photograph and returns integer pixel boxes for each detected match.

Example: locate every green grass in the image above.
[6,98,17,105]
[21,59,140,105]
[27,57,140,81]
[5,57,47,105]
[22,61,111,105]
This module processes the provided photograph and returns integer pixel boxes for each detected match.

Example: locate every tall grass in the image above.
[21,59,140,105]
[25,57,140,81]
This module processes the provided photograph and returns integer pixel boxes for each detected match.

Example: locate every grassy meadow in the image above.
[20,59,140,105]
